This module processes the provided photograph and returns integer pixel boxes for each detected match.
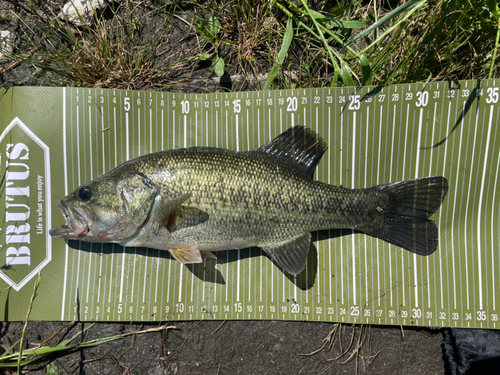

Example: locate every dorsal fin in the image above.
[256,126,327,179]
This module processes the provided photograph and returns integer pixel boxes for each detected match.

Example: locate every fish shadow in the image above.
[66,229,353,290]
[66,240,225,284]
[67,235,342,290]
[214,245,318,291]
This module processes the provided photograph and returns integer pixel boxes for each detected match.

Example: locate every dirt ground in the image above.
[0,320,445,374]
[0,1,451,374]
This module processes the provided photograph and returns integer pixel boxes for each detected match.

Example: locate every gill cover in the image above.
[119,173,158,231]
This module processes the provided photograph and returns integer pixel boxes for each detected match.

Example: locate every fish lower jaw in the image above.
[49,225,75,238]
[49,223,91,239]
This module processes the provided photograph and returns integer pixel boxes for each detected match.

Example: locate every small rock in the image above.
[0,30,14,58]
[59,0,108,26]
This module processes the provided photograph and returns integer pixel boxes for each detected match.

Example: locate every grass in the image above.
[1,0,498,89]
[1,1,196,89]
[363,0,500,83]
[195,0,282,78]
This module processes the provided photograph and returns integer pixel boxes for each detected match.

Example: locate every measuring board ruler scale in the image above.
[0,80,499,328]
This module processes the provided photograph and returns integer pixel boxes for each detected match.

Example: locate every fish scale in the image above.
[143,151,362,243]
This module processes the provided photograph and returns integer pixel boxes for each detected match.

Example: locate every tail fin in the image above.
[365,177,449,255]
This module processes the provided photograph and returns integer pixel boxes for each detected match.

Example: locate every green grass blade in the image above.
[322,19,366,29]
[265,18,294,90]
[264,65,282,90]
[0,339,20,360]
[341,62,355,87]
[359,0,427,53]
[303,9,366,29]
[56,323,95,347]
[298,0,343,86]
[0,325,175,368]
[349,0,426,46]
[64,325,175,350]
[488,1,500,79]
[489,24,500,79]
[358,53,372,86]
[278,18,294,64]
[487,0,500,18]
[17,272,40,374]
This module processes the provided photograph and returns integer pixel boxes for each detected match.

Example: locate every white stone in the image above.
[0,30,14,58]
[59,0,108,26]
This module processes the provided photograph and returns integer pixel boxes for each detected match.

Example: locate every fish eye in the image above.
[78,186,92,201]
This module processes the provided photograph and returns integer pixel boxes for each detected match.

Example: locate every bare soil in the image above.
[0,321,445,374]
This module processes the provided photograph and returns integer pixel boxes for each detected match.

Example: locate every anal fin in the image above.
[260,233,312,275]
[169,247,203,264]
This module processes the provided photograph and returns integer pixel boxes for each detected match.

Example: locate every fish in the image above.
[50,126,449,275]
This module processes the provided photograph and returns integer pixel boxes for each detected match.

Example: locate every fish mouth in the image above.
[49,201,92,239]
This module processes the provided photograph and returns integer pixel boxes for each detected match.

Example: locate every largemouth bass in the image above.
[50,126,449,275]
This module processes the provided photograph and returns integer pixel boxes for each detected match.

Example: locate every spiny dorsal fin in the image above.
[256,126,327,179]
[260,232,312,275]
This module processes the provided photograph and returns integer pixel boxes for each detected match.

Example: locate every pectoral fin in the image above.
[168,247,203,264]
[152,193,192,223]
[165,205,209,233]
[151,193,209,233]
[260,233,312,275]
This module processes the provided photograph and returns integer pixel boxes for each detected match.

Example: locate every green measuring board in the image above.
[0,80,499,328]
